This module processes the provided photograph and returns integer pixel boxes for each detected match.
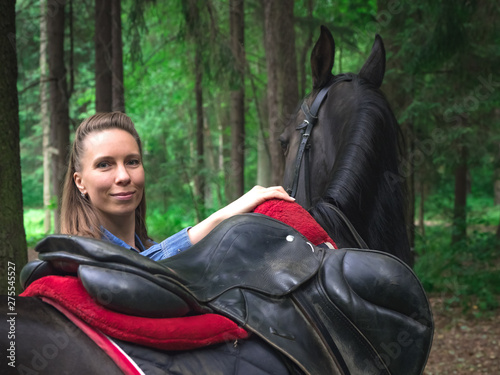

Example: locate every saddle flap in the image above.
[210,289,345,375]
[162,214,324,301]
[317,249,434,374]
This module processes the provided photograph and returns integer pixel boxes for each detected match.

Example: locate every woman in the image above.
[61,111,294,260]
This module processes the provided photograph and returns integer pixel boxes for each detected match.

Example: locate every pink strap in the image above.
[41,297,144,375]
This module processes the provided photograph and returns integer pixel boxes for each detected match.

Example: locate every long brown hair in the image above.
[60,112,153,248]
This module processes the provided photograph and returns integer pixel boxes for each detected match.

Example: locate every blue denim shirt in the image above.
[101,227,192,261]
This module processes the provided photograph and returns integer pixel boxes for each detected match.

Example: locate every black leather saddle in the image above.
[21,213,433,375]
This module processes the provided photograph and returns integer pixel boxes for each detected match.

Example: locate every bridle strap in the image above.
[288,74,354,204]
[288,85,331,202]
[287,74,368,249]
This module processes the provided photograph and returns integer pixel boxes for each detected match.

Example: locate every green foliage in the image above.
[414,196,500,315]
[415,167,500,315]
[146,205,193,241]
[20,133,43,207]
[411,1,471,74]
[24,208,49,248]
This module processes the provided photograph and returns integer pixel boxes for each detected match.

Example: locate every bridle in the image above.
[285,74,368,249]
[286,85,330,208]
[286,74,353,208]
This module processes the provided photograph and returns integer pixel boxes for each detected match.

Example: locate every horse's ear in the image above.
[359,34,386,88]
[311,25,335,89]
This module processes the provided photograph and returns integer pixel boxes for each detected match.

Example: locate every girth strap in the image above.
[324,202,368,249]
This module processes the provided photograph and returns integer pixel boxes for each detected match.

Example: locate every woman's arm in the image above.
[187,186,295,245]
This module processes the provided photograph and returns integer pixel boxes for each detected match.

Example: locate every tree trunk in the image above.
[298,0,314,98]
[494,171,500,206]
[263,0,298,186]
[204,118,222,208]
[278,0,299,126]
[95,0,112,112]
[220,92,232,205]
[40,0,52,234]
[251,3,271,188]
[0,0,28,294]
[494,109,500,205]
[254,77,271,187]
[229,0,245,200]
[418,180,426,238]
[193,47,205,219]
[264,1,284,186]
[184,0,206,218]
[69,0,74,96]
[111,0,125,112]
[494,110,500,240]
[47,0,69,233]
[257,123,272,187]
[452,146,468,245]
[404,120,416,250]
[496,216,500,240]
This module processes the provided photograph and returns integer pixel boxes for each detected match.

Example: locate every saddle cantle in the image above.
[22,213,433,375]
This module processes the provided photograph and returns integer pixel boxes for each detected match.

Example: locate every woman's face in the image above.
[73,129,145,226]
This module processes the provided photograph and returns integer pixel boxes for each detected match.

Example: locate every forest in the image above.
[1,0,499,316]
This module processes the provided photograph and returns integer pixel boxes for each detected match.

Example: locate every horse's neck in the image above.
[311,176,411,264]
[345,192,411,265]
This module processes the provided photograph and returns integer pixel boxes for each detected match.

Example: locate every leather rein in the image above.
[286,74,368,249]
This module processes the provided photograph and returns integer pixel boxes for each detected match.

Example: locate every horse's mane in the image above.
[309,75,413,266]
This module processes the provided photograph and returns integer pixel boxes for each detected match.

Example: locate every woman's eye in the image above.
[127,159,141,166]
[97,161,110,168]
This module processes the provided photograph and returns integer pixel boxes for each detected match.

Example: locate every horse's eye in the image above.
[279,137,289,154]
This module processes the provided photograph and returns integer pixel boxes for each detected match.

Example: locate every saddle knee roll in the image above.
[21,260,61,290]
[78,265,194,318]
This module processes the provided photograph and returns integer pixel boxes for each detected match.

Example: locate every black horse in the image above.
[280,25,412,267]
[1,27,430,375]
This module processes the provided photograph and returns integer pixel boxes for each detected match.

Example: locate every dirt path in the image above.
[424,297,500,374]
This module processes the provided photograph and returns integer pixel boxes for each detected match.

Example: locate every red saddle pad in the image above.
[21,275,249,351]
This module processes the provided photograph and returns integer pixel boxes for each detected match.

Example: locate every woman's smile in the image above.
[111,191,136,200]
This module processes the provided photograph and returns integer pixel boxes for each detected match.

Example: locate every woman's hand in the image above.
[218,185,295,218]
[187,186,294,245]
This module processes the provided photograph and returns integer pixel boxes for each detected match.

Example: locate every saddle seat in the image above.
[21,213,433,375]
